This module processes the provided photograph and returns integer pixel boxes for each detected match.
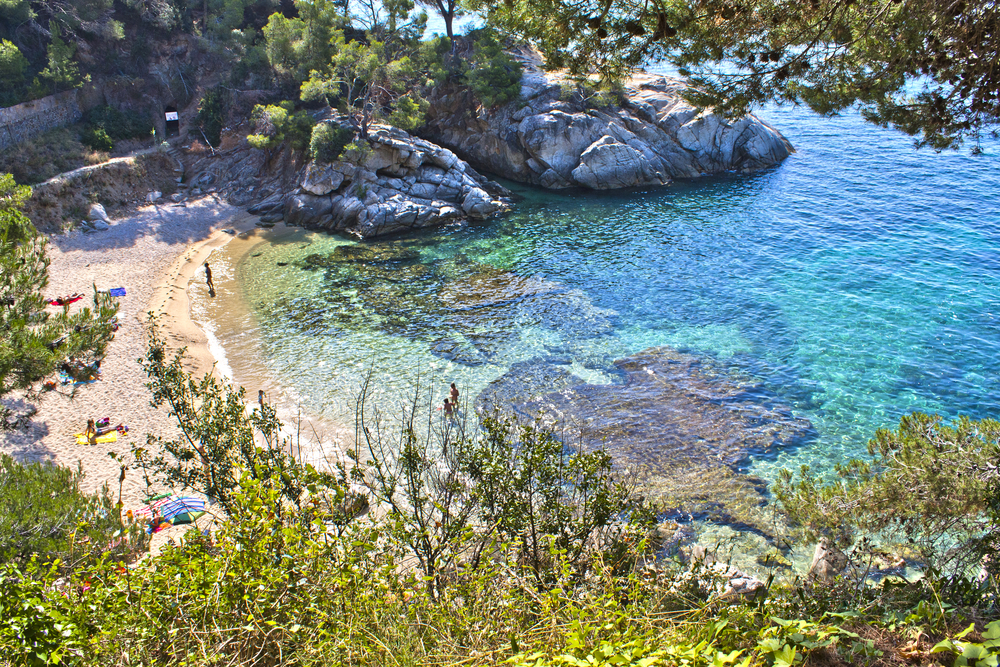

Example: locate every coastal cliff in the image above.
[422,55,794,190]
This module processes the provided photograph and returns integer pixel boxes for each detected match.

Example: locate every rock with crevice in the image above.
[422,52,793,190]
[280,123,509,238]
[808,539,850,582]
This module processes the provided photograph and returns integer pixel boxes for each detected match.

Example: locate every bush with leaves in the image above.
[262,2,345,92]
[309,121,354,163]
[138,320,344,519]
[246,101,317,153]
[83,106,153,142]
[417,35,467,87]
[196,88,228,147]
[299,31,427,139]
[460,412,655,585]
[355,374,655,598]
[80,127,113,152]
[0,559,94,667]
[353,375,476,600]
[39,24,88,93]
[0,38,27,103]
[775,412,1000,578]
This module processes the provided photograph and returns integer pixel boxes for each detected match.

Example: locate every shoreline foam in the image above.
[185,223,355,473]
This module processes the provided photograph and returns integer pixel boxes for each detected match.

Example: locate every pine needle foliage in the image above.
[775,412,1000,576]
[0,173,119,429]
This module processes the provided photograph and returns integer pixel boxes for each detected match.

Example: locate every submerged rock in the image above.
[438,265,564,310]
[422,51,793,190]
[477,346,814,532]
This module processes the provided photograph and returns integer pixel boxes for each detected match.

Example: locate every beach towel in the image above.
[75,432,118,445]
[49,295,84,306]
[108,287,126,297]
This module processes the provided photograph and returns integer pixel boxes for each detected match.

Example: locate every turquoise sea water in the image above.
[199,98,1000,539]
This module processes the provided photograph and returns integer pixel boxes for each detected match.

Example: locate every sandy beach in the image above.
[0,196,260,508]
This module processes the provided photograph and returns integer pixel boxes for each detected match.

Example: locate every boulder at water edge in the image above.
[422,51,794,190]
[250,123,509,239]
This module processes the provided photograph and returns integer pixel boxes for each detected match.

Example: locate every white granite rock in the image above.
[87,203,109,222]
[285,123,509,238]
[422,58,794,190]
[301,163,345,195]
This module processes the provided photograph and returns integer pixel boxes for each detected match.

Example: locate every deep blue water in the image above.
[199,95,1000,509]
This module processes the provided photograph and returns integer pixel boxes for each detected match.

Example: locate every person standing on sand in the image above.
[204,262,215,296]
[258,389,265,409]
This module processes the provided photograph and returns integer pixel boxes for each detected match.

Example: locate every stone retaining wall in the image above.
[0,90,81,152]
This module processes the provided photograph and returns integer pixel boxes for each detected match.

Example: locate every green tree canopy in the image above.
[0,174,118,429]
[775,412,1000,577]
[38,23,87,92]
[300,31,427,139]
[262,0,347,89]
[417,0,462,41]
[471,0,1000,149]
[0,39,27,87]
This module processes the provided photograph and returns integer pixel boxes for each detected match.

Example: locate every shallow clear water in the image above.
[199,99,1000,536]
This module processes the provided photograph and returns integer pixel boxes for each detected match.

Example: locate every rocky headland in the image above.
[422,53,794,190]
[174,55,793,238]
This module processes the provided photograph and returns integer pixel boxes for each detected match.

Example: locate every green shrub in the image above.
[83,106,153,141]
[464,33,523,108]
[386,93,428,131]
[0,453,146,568]
[458,413,655,585]
[309,122,354,163]
[230,42,272,89]
[139,321,343,516]
[0,560,91,667]
[419,35,468,87]
[0,39,27,87]
[246,101,316,153]
[558,79,623,110]
[80,126,113,151]
[197,89,228,147]
[775,412,1000,578]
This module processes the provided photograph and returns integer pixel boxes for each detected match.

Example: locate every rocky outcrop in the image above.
[422,56,793,190]
[248,123,509,238]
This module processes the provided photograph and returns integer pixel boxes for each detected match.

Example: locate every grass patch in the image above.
[0,126,109,185]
